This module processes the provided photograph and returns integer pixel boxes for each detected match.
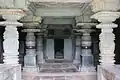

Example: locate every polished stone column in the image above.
[36,33,45,64]
[23,29,40,72]
[20,15,42,72]
[91,12,120,66]
[0,9,26,64]
[77,23,96,72]
[91,1,120,80]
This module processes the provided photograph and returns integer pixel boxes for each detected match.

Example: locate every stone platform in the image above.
[39,63,78,73]
[22,71,96,80]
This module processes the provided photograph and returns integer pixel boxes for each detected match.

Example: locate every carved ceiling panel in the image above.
[32,2,87,8]
[29,0,91,3]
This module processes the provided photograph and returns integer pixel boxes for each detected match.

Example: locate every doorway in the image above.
[54,39,64,59]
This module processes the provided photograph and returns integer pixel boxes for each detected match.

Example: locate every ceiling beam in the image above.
[35,8,82,17]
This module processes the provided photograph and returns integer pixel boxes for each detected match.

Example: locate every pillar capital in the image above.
[20,15,42,29]
[22,29,41,33]
[36,33,44,37]
[0,9,26,26]
[91,11,120,23]
[76,23,97,29]
[0,9,26,21]
[74,26,95,35]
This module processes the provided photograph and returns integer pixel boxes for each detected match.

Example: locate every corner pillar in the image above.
[91,12,120,66]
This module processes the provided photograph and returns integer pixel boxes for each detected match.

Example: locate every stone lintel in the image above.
[75,29,95,33]
[20,15,42,28]
[22,29,41,33]
[30,0,91,3]
[76,22,97,28]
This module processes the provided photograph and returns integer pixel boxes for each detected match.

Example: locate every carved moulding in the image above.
[29,0,91,3]
[76,22,97,28]
[20,15,42,28]
[0,9,26,27]
[91,0,120,12]
[91,11,120,23]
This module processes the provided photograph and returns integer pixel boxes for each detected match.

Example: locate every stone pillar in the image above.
[73,35,81,66]
[20,15,42,72]
[23,29,40,72]
[91,12,120,66]
[36,33,45,64]
[91,1,120,80]
[77,23,96,72]
[0,9,26,64]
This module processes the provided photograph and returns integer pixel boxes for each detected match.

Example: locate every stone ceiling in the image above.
[30,0,91,3]
[32,2,89,8]
[29,1,93,22]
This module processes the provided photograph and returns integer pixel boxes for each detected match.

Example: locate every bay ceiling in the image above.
[28,0,93,28]
[26,1,95,37]
[28,1,93,20]
[0,0,96,32]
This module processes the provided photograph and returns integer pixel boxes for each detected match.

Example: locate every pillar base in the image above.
[23,66,38,72]
[81,66,96,72]
[37,60,46,65]
[73,60,80,64]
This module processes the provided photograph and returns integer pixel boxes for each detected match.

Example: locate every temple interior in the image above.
[0,0,120,80]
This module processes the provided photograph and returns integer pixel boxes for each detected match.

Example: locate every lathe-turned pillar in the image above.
[77,23,96,72]
[36,32,46,64]
[20,15,42,72]
[23,29,40,72]
[0,9,26,65]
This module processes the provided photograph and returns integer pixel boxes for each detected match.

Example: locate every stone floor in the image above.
[39,63,78,73]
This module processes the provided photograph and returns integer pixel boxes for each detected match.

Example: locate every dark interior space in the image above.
[114,18,120,64]
[54,39,64,59]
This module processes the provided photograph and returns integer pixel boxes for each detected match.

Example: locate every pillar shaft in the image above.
[3,25,19,64]
[73,36,81,64]
[22,29,40,72]
[36,34,45,64]
[80,29,95,71]
[24,32,36,67]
